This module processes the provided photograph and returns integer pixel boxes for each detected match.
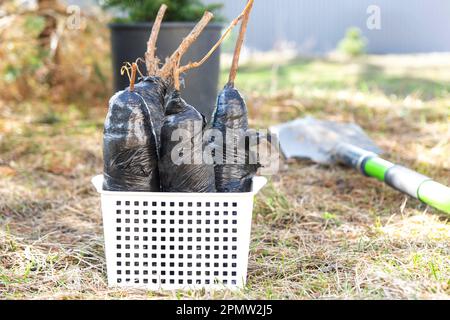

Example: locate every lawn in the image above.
[1,54,449,299]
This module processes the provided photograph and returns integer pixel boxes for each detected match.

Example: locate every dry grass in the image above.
[1,54,449,300]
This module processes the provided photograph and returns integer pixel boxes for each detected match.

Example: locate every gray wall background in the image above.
[68,0,450,54]
[204,0,450,54]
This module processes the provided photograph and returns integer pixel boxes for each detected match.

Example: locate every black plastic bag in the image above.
[211,84,259,192]
[159,90,216,192]
[103,89,160,192]
[132,76,167,148]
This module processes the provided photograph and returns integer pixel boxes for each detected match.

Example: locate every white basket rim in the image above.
[92,175,267,196]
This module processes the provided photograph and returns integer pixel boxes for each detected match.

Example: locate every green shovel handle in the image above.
[417,180,450,214]
[334,143,450,214]
[363,158,450,214]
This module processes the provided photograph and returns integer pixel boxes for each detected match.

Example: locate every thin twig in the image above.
[159,11,214,79]
[130,63,137,91]
[120,62,132,82]
[134,57,145,78]
[145,4,167,75]
[173,57,182,91]
[178,0,254,75]
[228,0,254,85]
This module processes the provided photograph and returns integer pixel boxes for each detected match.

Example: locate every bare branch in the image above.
[159,11,214,79]
[145,4,167,76]
[130,63,137,91]
[228,0,254,85]
[177,0,254,75]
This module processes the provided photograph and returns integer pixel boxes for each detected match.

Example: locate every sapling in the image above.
[158,2,255,192]
[211,0,259,192]
[103,62,161,191]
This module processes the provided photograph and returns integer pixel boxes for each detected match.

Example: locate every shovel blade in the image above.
[270,117,382,164]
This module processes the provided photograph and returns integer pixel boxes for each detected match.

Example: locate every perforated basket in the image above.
[92,175,267,291]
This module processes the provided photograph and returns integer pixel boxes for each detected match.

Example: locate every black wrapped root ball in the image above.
[211,84,259,192]
[103,89,160,192]
[159,91,216,193]
[132,76,167,148]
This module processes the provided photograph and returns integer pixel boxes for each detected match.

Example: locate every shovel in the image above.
[270,117,450,214]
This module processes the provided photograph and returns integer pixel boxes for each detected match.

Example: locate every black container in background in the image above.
[110,22,222,121]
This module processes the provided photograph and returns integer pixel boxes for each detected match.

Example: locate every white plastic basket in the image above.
[92,175,267,291]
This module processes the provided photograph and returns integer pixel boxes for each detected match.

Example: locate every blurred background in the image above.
[0,0,449,299]
[206,0,450,54]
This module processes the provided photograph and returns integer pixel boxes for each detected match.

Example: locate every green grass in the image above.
[1,54,449,300]
[221,55,450,101]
